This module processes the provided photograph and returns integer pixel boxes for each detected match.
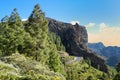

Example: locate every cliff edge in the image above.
[47,18,108,73]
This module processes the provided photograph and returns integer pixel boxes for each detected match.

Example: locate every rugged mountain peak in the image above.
[88,42,105,54]
[47,18,108,73]
[88,42,120,67]
[88,42,105,48]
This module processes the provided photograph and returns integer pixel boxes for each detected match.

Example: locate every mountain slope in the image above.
[47,18,108,72]
[88,42,120,67]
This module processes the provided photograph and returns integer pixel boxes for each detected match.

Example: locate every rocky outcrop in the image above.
[47,18,108,73]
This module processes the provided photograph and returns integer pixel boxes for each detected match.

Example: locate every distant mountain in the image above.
[101,46,120,58]
[88,42,120,67]
[88,42,105,54]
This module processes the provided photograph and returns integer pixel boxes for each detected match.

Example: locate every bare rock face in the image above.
[47,18,108,73]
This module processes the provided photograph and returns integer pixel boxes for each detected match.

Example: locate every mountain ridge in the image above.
[88,42,120,67]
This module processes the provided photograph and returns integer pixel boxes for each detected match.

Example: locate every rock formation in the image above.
[47,18,108,73]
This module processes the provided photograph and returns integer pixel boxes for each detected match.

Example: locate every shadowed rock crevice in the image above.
[47,18,108,73]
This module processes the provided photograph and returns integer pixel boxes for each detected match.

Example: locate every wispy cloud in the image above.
[70,20,80,25]
[86,22,95,28]
[99,23,120,33]
[99,23,107,31]
[88,23,120,46]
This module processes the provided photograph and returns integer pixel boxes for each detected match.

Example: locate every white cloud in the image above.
[99,23,108,32]
[70,21,80,25]
[22,18,27,21]
[99,23,120,33]
[88,23,120,46]
[86,22,95,28]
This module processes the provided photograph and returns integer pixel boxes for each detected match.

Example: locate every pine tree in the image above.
[47,44,62,72]
[1,16,9,23]
[19,32,36,57]
[9,8,23,27]
[0,9,25,56]
[8,8,25,54]
[48,32,66,74]
[25,4,49,62]
[25,4,65,74]
[0,16,10,56]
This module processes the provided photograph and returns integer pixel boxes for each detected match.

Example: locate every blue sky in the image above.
[0,0,120,46]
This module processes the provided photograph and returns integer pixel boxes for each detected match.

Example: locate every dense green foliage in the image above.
[0,3,117,80]
[0,9,25,56]
[113,63,120,80]
[49,32,65,51]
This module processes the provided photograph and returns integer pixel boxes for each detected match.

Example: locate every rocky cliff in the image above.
[47,18,108,73]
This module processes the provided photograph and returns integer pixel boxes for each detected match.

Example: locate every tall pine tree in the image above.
[25,4,49,62]
[0,9,25,56]
[25,4,65,74]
